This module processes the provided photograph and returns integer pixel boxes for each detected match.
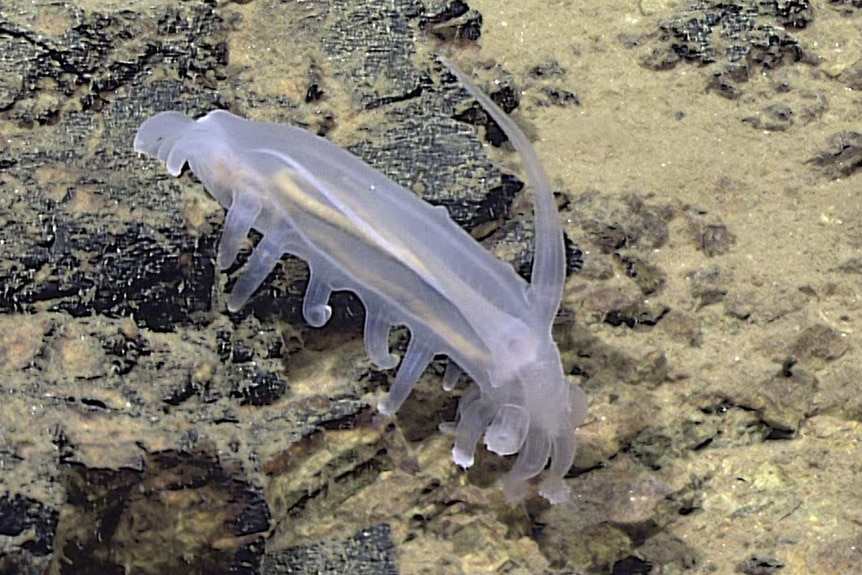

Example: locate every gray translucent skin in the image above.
[133,58,589,504]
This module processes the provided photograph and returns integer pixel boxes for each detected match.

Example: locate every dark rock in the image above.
[565,233,586,274]
[742,103,794,131]
[529,59,567,78]
[317,0,425,110]
[539,86,581,107]
[0,495,58,556]
[658,309,702,347]
[829,0,862,12]
[724,284,807,323]
[421,0,483,42]
[737,554,784,575]
[263,523,397,575]
[701,223,737,256]
[230,365,288,407]
[450,71,520,146]
[56,451,269,575]
[809,131,862,179]
[838,57,862,90]
[762,365,817,434]
[569,191,672,254]
[616,253,666,296]
[637,532,701,574]
[643,1,814,98]
[687,265,730,307]
[790,324,851,367]
[612,556,654,575]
